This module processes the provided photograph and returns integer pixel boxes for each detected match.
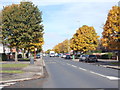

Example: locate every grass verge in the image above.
[0,70,24,73]
[18,58,30,61]
[0,64,28,68]
[111,62,120,65]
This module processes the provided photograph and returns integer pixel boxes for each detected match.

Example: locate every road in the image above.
[4,56,119,88]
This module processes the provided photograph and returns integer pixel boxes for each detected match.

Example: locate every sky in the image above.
[0,0,119,51]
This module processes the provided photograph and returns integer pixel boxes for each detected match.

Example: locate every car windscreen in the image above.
[85,55,89,57]
[66,55,70,56]
[89,55,96,57]
[51,53,54,55]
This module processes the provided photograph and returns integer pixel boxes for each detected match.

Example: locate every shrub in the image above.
[101,53,113,59]
[92,50,102,53]
[2,53,7,61]
[18,58,30,61]
[74,55,80,59]
[18,54,22,58]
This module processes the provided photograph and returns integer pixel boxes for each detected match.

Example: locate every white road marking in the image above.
[67,63,71,66]
[89,71,120,80]
[65,63,120,80]
[89,71,106,77]
[78,67,87,71]
[71,65,77,68]
[106,76,120,80]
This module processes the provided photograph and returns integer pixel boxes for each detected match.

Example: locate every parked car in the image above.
[85,55,98,62]
[43,53,46,57]
[65,54,71,59]
[57,54,61,57]
[61,54,66,58]
[54,53,58,57]
[36,54,40,58]
[79,55,88,62]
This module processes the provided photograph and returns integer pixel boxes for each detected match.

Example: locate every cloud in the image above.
[0,0,119,10]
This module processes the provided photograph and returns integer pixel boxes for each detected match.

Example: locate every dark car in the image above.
[85,55,98,62]
[65,54,71,59]
[36,54,40,58]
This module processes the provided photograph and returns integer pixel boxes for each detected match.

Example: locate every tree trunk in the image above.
[23,49,26,59]
[26,49,30,58]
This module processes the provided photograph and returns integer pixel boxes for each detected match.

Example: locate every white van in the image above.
[49,51,55,57]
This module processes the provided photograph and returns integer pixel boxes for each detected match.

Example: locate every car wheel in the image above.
[96,60,98,62]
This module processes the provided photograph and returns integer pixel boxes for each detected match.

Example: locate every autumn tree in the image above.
[45,49,52,54]
[53,39,70,53]
[53,44,61,53]
[2,2,44,61]
[101,6,120,61]
[70,25,99,53]
[0,11,2,44]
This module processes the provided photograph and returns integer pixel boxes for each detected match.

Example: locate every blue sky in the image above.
[0,0,119,51]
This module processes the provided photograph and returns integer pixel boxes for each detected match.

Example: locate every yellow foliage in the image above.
[70,25,99,52]
[101,6,120,50]
[53,39,70,53]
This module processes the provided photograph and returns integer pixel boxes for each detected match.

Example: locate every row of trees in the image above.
[52,5,120,61]
[52,25,99,54]
[53,39,69,53]
[1,1,44,61]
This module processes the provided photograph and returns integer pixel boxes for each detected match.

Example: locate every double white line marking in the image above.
[66,63,120,80]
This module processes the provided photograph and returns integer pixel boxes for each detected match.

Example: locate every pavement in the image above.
[0,58,45,85]
[73,58,120,70]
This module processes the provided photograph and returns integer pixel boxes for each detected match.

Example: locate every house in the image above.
[0,43,10,54]
[0,44,3,54]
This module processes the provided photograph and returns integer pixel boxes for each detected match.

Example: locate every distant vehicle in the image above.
[36,54,40,58]
[61,54,66,58]
[60,53,63,58]
[79,55,87,61]
[65,54,71,59]
[49,51,55,57]
[43,53,46,57]
[85,55,98,62]
[79,55,88,62]
[55,53,61,57]
[54,53,58,57]
[57,54,62,57]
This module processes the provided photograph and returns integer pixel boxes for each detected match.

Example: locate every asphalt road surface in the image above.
[4,56,120,88]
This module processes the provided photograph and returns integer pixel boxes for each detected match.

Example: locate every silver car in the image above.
[79,55,88,62]
[85,55,98,62]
